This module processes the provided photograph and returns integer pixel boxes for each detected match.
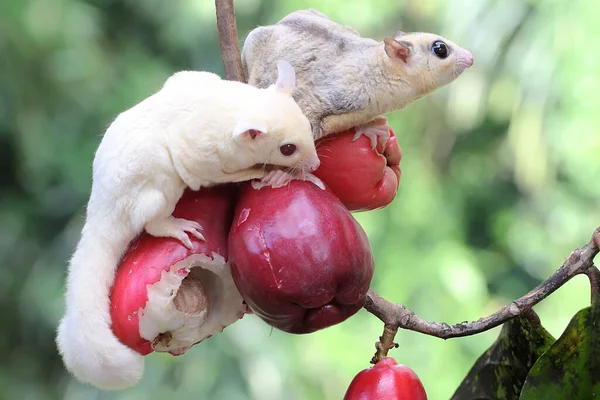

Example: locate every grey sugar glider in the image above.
[242,9,474,148]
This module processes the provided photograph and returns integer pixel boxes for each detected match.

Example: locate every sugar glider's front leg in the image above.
[320,112,391,149]
[136,188,205,249]
[259,170,295,188]
[258,169,325,190]
[216,167,287,188]
[220,168,324,191]
[216,168,270,183]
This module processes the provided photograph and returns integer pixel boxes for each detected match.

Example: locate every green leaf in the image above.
[451,312,556,400]
[519,304,600,399]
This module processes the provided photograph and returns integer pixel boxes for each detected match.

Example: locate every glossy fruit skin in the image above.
[228,180,375,334]
[344,358,427,400]
[110,185,244,355]
[314,128,402,212]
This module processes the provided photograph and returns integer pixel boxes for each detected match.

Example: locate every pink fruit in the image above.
[228,180,374,334]
[110,185,247,356]
[314,128,402,212]
[344,357,428,400]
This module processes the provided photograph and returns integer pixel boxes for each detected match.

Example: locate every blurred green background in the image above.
[1,0,598,399]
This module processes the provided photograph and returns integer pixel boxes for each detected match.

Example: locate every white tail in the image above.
[56,221,144,390]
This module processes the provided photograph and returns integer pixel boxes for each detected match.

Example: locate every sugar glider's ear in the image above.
[274,60,296,96]
[233,121,268,141]
[384,37,411,63]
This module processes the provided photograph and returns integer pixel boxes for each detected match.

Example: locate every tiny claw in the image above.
[181,235,193,250]
[190,229,205,242]
[145,216,205,248]
[172,218,205,247]
[352,130,378,149]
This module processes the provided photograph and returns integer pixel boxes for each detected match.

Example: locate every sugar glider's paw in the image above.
[145,216,205,249]
[258,169,295,189]
[252,170,325,190]
[56,313,144,390]
[353,116,391,149]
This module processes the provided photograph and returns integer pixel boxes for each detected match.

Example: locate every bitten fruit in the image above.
[228,180,375,334]
[344,357,427,400]
[110,185,247,356]
[314,128,402,212]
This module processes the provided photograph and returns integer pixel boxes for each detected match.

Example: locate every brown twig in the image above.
[364,227,600,339]
[215,0,245,82]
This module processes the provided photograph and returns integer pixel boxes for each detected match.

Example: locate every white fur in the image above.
[57,68,317,390]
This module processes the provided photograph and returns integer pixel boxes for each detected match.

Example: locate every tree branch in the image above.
[365,226,600,339]
[215,0,245,82]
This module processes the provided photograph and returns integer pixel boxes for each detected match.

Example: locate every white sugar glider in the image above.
[56,60,320,390]
[242,9,474,148]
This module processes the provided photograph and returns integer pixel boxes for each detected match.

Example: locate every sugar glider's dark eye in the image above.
[279,143,297,157]
[432,41,449,59]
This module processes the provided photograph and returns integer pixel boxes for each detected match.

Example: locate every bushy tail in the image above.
[56,223,144,390]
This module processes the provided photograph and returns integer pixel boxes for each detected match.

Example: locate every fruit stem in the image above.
[370,324,398,364]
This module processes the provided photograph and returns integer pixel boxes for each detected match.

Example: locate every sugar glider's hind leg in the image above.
[133,187,205,249]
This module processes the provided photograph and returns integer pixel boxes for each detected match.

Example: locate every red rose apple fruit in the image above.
[344,357,427,400]
[228,180,374,334]
[314,128,402,212]
[110,185,247,356]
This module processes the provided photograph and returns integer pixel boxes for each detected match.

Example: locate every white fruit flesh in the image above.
[138,252,245,355]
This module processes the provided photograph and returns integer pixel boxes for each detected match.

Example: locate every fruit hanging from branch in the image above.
[344,357,428,400]
[228,179,375,334]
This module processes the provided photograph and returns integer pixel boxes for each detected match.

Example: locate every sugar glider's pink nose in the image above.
[308,155,321,172]
[463,50,474,67]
